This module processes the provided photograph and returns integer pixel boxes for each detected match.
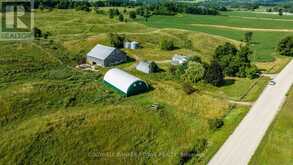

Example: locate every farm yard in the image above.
[0,7,292,164]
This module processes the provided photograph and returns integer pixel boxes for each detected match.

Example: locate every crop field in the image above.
[0,9,281,164]
[141,11,293,63]
[250,87,293,165]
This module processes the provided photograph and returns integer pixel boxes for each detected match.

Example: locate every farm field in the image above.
[141,11,293,63]
[0,9,285,164]
[250,87,293,165]
[0,41,250,164]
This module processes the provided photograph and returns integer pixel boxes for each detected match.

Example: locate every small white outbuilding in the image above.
[124,41,140,49]
[171,54,190,65]
[103,68,149,96]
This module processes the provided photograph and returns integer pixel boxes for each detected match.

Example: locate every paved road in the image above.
[208,60,293,165]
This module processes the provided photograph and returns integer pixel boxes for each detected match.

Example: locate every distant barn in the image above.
[86,44,128,67]
[104,68,149,96]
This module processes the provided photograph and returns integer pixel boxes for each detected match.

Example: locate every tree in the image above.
[168,64,187,80]
[214,43,255,78]
[149,61,160,73]
[204,60,224,86]
[160,39,175,50]
[214,42,238,76]
[118,14,124,22]
[109,9,114,19]
[184,40,193,49]
[246,65,260,79]
[143,8,151,22]
[183,62,205,83]
[108,33,125,48]
[114,8,120,16]
[277,36,293,57]
[129,11,137,19]
[279,9,283,16]
[33,27,42,38]
[244,32,253,43]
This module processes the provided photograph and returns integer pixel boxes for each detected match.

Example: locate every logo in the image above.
[0,0,33,40]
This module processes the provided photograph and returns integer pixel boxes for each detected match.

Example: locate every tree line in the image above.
[33,0,220,16]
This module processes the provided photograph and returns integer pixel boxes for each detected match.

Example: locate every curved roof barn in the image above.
[103,68,149,96]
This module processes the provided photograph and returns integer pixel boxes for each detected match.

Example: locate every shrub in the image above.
[160,39,175,50]
[184,40,193,49]
[109,8,114,18]
[118,14,124,22]
[33,27,42,38]
[244,31,253,43]
[108,33,125,48]
[180,138,208,164]
[149,62,160,73]
[168,65,177,76]
[277,36,293,57]
[208,118,224,131]
[189,55,202,63]
[246,65,260,79]
[182,82,196,95]
[129,11,136,19]
[183,62,205,83]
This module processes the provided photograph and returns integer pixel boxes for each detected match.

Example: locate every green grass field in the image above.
[250,87,293,165]
[141,12,293,62]
[0,9,286,164]
[0,9,255,164]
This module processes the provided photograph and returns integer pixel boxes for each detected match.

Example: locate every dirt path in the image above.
[192,24,293,32]
[228,100,254,106]
[229,15,293,22]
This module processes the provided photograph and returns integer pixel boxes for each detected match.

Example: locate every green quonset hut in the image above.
[103,68,149,97]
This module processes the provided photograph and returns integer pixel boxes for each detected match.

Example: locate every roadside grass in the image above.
[250,87,293,165]
[198,106,249,165]
[256,56,292,74]
[195,77,270,102]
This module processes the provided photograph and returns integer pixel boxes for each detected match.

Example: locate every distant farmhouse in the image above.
[136,61,159,74]
[171,54,190,65]
[104,68,149,97]
[86,44,128,67]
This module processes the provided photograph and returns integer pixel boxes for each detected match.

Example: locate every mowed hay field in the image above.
[141,11,293,64]
[250,87,293,165]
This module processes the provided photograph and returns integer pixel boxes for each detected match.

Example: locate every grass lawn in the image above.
[194,77,270,102]
[250,87,293,165]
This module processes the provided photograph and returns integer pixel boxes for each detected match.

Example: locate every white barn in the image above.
[103,68,149,96]
[86,44,128,67]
